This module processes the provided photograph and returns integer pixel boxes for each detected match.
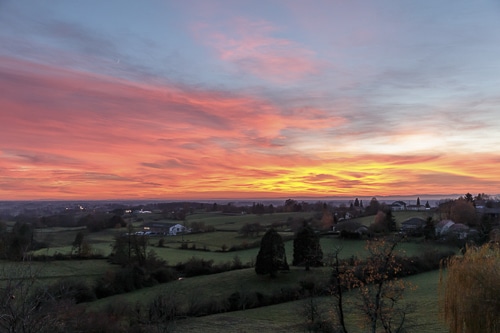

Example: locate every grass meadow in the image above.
[169,270,447,333]
[12,210,452,332]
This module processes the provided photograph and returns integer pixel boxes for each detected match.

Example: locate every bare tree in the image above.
[329,248,349,333]
[328,237,417,333]
[0,261,69,333]
[145,291,181,333]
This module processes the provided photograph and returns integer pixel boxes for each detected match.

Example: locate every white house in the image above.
[390,201,407,211]
[142,222,189,235]
[167,223,188,235]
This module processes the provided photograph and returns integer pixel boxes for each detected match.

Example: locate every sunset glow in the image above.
[1,1,500,200]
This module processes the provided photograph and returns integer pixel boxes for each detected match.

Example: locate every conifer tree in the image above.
[293,222,323,270]
[255,228,289,278]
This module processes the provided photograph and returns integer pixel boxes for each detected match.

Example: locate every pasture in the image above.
[170,270,447,333]
[8,209,453,332]
[30,210,436,259]
[86,266,447,333]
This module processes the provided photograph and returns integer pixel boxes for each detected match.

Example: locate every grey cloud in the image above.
[142,158,196,170]
[4,150,82,166]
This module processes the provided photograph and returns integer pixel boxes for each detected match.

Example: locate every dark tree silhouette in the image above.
[365,197,380,216]
[386,209,396,232]
[423,217,435,240]
[293,222,323,270]
[255,228,289,278]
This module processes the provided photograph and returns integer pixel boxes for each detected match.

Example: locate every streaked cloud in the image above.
[196,17,321,83]
[0,1,499,200]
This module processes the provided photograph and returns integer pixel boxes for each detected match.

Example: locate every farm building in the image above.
[435,220,455,237]
[400,217,426,234]
[435,220,473,240]
[448,223,470,240]
[390,201,407,211]
[142,222,189,235]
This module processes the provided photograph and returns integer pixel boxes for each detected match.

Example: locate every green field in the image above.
[350,210,434,228]
[170,270,447,333]
[186,211,314,230]
[86,267,447,333]
[0,259,113,287]
[31,210,439,259]
[10,210,455,332]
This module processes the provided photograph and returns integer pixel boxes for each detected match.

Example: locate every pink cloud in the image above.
[195,18,321,83]
[0,57,341,199]
[1,57,499,200]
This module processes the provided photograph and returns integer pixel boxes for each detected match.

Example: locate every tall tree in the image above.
[423,217,436,240]
[293,222,323,270]
[416,197,421,206]
[357,238,410,333]
[464,192,474,203]
[8,222,33,260]
[385,210,396,232]
[255,228,289,278]
[72,231,85,257]
[440,244,500,333]
[365,197,381,216]
[330,237,413,333]
[450,198,478,227]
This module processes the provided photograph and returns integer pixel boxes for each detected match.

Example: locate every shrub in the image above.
[178,257,215,277]
[151,267,177,283]
[44,279,97,303]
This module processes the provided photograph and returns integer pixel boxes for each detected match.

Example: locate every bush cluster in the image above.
[330,248,456,289]
[94,265,178,298]
[175,256,249,277]
[32,252,105,261]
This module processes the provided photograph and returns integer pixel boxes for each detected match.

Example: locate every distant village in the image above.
[2,193,499,245]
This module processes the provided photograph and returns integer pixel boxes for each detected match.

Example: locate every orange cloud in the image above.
[0,57,499,200]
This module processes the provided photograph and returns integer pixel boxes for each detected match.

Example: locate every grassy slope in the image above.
[87,266,332,312]
[30,209,433,255]
[0,259,112,286]
[84,267,447,333]
[85,239,453,309]
[31,211,314,257]
[352,210,434,228]
[186,211,315,231]
[170,270,447,333]
[21,210,451,332]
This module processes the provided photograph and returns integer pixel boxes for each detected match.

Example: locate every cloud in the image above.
[195,17,321,83]
[1,56,499,200]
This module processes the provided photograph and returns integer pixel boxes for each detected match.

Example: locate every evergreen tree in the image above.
[293,222,323,270]
[255,228,289,278]
[386,210,397,232]
[72,231,85,256]
[364,197,380,216]
[423,217,435,240]
[416,197,421,206]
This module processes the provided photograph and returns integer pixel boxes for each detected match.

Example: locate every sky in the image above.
[1,0,500,201]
